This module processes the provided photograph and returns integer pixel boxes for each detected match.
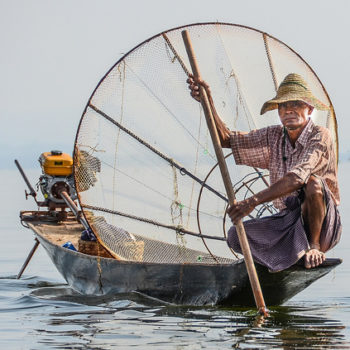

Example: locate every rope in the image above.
[112,61,126,210]
[170,163,184,227]
[263,33,278,91]
[82,204,227,241]
[163,33,191,76]
[89,104,228,203]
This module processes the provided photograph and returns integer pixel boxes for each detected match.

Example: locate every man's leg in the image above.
[301,175,326,268]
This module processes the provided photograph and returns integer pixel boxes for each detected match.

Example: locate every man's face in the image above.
[278,100,314,131]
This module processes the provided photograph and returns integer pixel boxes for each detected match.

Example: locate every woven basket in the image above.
[78,239,114,258]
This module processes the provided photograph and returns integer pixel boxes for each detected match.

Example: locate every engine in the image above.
[38,150,77,209]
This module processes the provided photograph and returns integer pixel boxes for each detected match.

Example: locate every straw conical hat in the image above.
[260,73,330,115]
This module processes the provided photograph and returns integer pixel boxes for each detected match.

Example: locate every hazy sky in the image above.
[1,0,350,169]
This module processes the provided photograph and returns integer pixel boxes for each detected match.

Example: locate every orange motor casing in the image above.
[39,150,73,176]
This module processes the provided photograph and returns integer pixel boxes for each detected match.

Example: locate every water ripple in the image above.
[0,273,349,349]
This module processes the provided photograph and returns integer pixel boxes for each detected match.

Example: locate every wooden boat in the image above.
[16,23,342,308]
[21,211,342,306]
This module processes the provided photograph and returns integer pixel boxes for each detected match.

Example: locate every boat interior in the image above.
[21,210,238,265]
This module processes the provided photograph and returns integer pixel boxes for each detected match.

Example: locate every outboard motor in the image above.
[38,150,77,210]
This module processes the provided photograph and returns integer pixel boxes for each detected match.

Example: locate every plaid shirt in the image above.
[230,119,340,210]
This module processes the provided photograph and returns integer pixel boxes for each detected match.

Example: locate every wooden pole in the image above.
[59,190,90,231]
[17,238,40,279]
[182,30,268,315]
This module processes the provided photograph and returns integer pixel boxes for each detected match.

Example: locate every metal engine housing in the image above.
[38,174,77,204]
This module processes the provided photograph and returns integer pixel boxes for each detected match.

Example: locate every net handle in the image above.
[181,29,267,316]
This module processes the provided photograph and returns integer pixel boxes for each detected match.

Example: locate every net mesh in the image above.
[74,23,337,264]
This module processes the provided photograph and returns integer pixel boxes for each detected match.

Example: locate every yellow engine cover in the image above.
[39,151,73,176]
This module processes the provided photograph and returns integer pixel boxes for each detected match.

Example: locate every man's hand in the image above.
[227,196,258,224]
[186,75,231,147]
[187,75,210,102]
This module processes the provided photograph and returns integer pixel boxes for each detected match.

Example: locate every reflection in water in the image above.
[24,285,348,349]
[233,306,347,349]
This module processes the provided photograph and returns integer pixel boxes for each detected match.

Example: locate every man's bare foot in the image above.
[304,249,326,269]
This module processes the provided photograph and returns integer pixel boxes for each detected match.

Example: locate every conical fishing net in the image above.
[74,23,337,264]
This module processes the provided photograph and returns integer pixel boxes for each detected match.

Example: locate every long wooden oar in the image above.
[182,30,267,315]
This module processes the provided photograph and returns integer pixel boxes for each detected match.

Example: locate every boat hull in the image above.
[34,231,341,306]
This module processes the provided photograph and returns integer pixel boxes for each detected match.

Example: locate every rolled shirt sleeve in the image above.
[288,129,332,184]
[230,128,270,169]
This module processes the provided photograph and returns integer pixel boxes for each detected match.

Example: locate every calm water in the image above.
[1,165,350,349]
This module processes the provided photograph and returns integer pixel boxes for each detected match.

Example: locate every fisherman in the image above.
[188,73,341,271]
